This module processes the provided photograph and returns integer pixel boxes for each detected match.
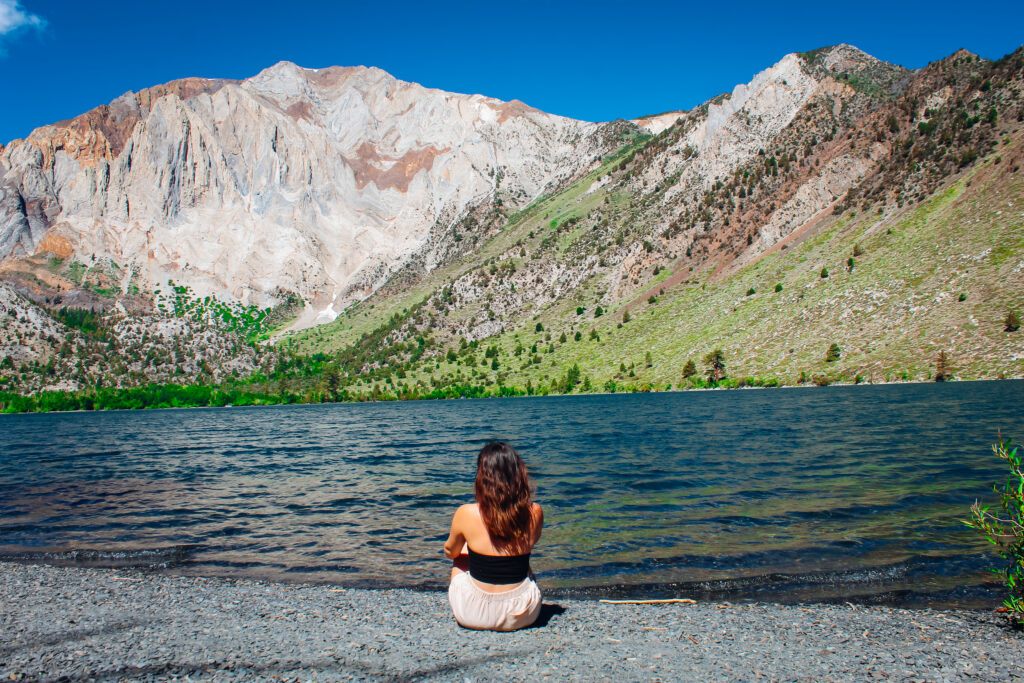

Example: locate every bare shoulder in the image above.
[454,503,481,523]
[531,502,544,523]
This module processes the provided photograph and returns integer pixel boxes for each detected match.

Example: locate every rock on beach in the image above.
[1,562,1021,681]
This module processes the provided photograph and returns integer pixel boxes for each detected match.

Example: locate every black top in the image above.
[467,548,531,584]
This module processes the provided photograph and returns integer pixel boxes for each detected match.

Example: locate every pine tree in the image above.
[825,343,841,362]
[1006,310,1021,332]
[703,349,726,384]
[324,364,340,398]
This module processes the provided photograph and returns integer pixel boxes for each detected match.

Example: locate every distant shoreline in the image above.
[2,376,1021,415]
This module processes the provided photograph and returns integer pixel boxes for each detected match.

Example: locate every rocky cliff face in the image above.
[0,63,608,325]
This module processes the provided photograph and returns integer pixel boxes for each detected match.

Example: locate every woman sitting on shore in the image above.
[444,442,543,631]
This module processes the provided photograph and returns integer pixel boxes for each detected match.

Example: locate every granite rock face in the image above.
[0,47,914,328]
[0,64,604,322]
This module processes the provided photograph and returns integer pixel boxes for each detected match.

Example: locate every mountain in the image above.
[1,45,1022,402]
[0,62,619,325]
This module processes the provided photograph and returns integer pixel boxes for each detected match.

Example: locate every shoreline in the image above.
[2,563,1021,681]
[0,553,1004,613]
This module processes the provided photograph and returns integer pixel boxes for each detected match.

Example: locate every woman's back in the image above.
[444,442,544,630]
[454,502,543,557]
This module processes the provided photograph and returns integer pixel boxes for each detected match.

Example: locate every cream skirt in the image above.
[448,571,542,631]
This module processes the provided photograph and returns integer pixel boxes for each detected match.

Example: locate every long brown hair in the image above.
[474,442,533,553]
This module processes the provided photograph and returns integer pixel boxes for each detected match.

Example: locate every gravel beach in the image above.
[1,563,1021,682]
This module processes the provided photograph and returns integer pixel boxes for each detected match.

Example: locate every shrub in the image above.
[966,437,1024,627]
[576,306,585,315]
[746,287,756,296]
[774,283,783,292]
[820,267,829,279]
[622,311,631,323]
[594,306,604,317]
[853,243,864,257]
[825,343,841,362]
[648,295,657,304]
[535,323,544,332]
[574,331,582,341]
[1006,310,1021,332]
[682,360,697,377]
[847,257,855,272]
[959,293,967,302]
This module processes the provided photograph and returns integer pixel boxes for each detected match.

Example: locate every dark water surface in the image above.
[2,381,1022,607]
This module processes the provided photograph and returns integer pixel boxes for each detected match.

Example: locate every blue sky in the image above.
[0,0,1021,143]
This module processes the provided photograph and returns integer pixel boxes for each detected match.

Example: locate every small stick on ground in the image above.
[598,598,697,605]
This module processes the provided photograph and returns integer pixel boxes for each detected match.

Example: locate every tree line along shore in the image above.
[2,369,1014,414]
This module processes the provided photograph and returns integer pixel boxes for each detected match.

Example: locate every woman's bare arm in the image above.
[531,503,544,545]
[443,505,469,559]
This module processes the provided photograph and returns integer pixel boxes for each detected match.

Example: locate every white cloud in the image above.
[0,0,45,39]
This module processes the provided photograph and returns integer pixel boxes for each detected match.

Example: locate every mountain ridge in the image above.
[1,44,1022,402]
[0,59,610,323]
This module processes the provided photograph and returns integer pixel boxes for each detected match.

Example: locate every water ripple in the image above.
[0,381,1021,606]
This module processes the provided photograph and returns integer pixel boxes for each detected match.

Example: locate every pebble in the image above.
[1,562,1021,681]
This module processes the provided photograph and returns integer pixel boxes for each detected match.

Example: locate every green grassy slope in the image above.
[302,131,1022,399]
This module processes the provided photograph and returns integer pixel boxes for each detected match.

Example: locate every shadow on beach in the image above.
[528,603,566,629]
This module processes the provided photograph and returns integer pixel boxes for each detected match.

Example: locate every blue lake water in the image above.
[1,381,1022,607]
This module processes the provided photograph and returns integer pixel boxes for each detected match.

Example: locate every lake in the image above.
[1,381,1022,607]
